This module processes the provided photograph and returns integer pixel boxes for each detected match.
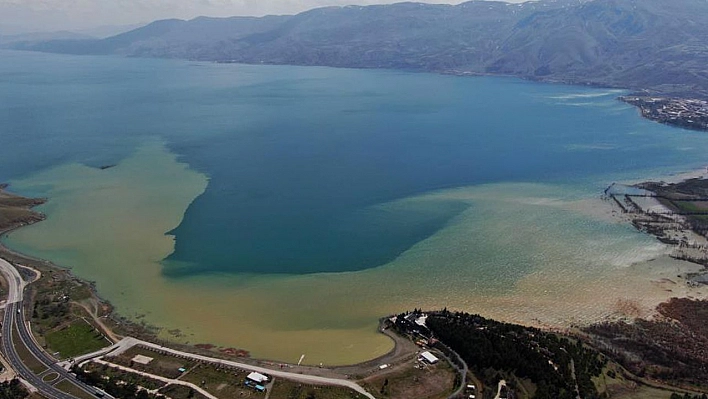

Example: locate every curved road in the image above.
[0,258,111,399]
[1,257,376,399]
[97,337,376,399]
[0,258,25,305]
[2,301,79,399]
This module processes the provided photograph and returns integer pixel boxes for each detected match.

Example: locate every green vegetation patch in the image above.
[68,284,93,302]
[82,362,166,391]
[31,275,94,336]
[74,362,168,399]
[0,188,45,230]
[671,201,708,213]
[45,319,110,359]
[425,311,607,399]
[54,379,97,399]
[642,179,708,231]
[41,372,60,382]
[668,201,708,221]
[180,364,258,399]
[108,346,196,379]
[0,379,29,399]
[158,384,210,399]
[269,381,367,399]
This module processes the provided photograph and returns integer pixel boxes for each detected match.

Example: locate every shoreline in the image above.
[620,96,708,133]
[0,242,401,378]
[605,172,708,285]
[7,48,707,135]
[0,183,406,376]
[2,161,708,372]
[0,188,162,344]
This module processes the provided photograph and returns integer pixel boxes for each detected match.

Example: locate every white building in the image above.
[419,351,439,364]
[415,315,428,327]
[246,372,269,384]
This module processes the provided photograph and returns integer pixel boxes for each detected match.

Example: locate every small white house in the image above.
[414,315,428,327]
[419,351,439,364]
[247,372,269,384]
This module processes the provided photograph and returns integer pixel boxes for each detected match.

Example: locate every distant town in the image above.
[622,96,708,132]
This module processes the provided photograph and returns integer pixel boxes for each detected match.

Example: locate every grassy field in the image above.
[671,200,708,213]
[11,325,47,374]
[108,346,196,379]
[41,372,60,382]
[83,362,167,391]
[45,319,111,359]
[592,363,691,399]
[269,380,367,399]
[54,379,97,399]
[180,363,263,399]
[30,272,99,343]
[109,350,364,399]
[611,385,676,399]
[158,384,210,399]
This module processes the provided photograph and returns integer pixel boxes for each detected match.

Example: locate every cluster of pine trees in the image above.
[426,310,606,399]
[0,379,28,399]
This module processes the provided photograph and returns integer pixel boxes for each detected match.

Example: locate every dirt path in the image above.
[104,337,376,399]
[77,299,122,343]
[570,359,581,399]
[93,358,219,399]
[494,379,507,399]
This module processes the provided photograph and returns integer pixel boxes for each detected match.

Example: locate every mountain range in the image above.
[7,0,708,98]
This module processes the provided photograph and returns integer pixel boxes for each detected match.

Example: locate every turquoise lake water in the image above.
[3,50,707,275]
[2,49,708,363]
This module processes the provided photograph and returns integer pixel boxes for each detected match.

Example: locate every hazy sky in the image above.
[0,0,527,35]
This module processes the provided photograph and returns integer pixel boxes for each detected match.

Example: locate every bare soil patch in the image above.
[361,358,455,399]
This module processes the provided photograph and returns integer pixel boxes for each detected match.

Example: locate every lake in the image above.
[2,50,707,364]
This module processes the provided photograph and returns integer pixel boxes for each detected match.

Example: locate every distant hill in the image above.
[0,23,143,46]
[8,0,708,97]
[74,23,148,39]
[0,31,94,47]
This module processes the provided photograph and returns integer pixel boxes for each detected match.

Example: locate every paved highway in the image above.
[2,301,84,399]
[1,257,375,399]
[0,258,110,399]
[0,257,25,306]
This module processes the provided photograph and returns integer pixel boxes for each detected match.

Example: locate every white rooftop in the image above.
[247,372,269,383]
[131,354,153,365]
[420,351,439,364]
[414,315,428,327]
